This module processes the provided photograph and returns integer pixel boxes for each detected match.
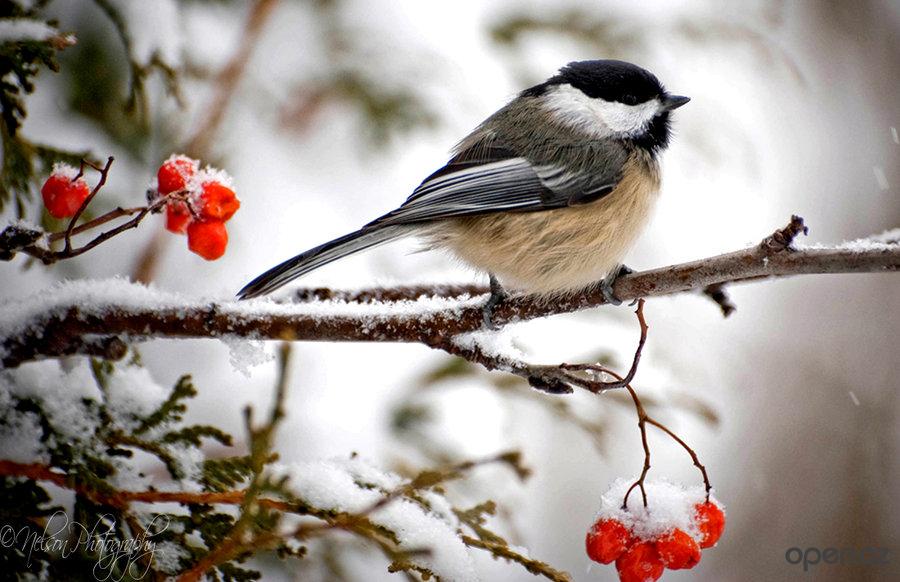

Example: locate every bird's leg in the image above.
[600,264,633,306]
[482,274,508,330]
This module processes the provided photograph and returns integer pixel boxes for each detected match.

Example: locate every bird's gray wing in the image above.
[237,139,626,299]
[367,140,626,228]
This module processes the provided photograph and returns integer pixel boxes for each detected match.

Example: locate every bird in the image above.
[238,59,689,327]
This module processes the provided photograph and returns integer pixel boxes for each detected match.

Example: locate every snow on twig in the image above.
[0,216,898,372]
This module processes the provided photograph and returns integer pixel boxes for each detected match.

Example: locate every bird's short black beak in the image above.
[661,95,690,111]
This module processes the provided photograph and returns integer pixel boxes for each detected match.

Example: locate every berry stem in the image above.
[73,157,109,181]
[57,196,169,260]
[47,206,147,243]
[645,417,712,500]
[64,156,115,253]
[623,384,650,509]
[558,298,649,391]
[578,300,713,508]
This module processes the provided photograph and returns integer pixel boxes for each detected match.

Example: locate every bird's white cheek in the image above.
[591,99,659,134]
[542,84,659,137]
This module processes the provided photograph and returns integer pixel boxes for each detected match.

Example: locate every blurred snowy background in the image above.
[2,0,899,580]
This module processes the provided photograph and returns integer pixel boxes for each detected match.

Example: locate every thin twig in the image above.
[290,450,529,541]
[56,197,168,261]
[590,366,712,509]
[461,535,571,582]
[48,206,147,243]
[0,458,288,511]
[559,299,649,391]
[645,417,712,500]
[440,300,649,395]
[130,0,280,286]
[64,157,114,252]
[622,385,651,508]
[292,284,486,304]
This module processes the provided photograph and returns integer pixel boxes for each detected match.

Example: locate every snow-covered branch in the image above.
[1,216,898,369]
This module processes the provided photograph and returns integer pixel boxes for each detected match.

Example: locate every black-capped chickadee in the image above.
[238,60,688,325]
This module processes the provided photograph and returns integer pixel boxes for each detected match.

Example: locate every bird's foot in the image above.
[482,274,508,330]
[600,264,634,306]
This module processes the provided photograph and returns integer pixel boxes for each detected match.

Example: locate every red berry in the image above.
[41,174,91,219]
[187,219,228,260]
[197,181,240,221]
[615,542,664,582]
[165,202,192,234]
[656,528,701,570]
[157,156,197,194]
[694,501,726,549]
[586,519,632,564]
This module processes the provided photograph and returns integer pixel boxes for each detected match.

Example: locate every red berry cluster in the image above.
[586,501,725,582]
[40,165,91,219]
[155,155,240,261]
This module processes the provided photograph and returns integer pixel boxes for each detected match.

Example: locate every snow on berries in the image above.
[157,155,196,195]
[153,154,240,261]
[586,479,725,581]
[40,163,91,218]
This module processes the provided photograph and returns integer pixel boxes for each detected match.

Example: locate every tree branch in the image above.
[1,216,898,368]
[182,0,280,158]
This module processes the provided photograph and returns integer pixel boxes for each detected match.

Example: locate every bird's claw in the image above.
[600,264,633,306]
[482,274,507,330]
[600,282,622,306]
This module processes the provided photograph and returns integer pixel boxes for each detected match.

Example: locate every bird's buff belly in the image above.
[424,160,660,296]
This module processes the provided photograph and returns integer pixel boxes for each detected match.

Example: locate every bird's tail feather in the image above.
[237,226,407,299]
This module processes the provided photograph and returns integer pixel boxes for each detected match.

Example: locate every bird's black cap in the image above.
[522,60,666,105]
[520,60,687,152]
